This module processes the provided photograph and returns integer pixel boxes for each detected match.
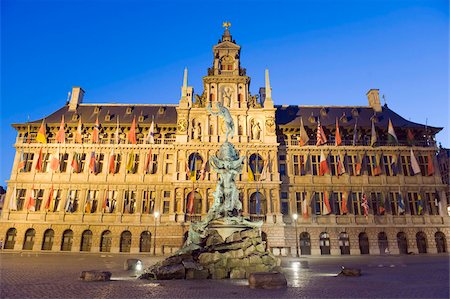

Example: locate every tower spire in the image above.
[264,69,274,108]
[181,67,188,97]
[222,21,232,42]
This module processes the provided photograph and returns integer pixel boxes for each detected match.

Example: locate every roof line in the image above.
[79,103,178,107]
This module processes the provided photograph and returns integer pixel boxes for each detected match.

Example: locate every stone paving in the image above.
[0,252,448,298]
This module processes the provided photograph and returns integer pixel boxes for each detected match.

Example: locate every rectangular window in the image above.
[329,155,337,176]
[365,155,373,176]
[16,189,27,210]
[347,155,356,176]
[34,189,44,211]
[280,192,289,215]
[112,153,122,174]
[142,190,155,214]
[52,189,62,212]
[73,153,87,173]
[23,153,34,172]
[383,155,392,176]
[418,155,427,176]
[41,153,51,173]
[165,154,173,174]
[295,192,302,215]
[333,192,343,215]
[123,190,136,214]
[311,155,319,176]
[85,190,99,213]
[279,163,286,176]
[351,192,363,215]
[163,201,170,214]
[66,190,80,213]
[408,192,419,215]
[293,155,300,176]
[401,155,412,176]
[59,153,69,172]
[147,154,158,174]
[104,190,118,213]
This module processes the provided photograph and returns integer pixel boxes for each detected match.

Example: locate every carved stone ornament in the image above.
[177,118,188,133]
[265,117,275,134]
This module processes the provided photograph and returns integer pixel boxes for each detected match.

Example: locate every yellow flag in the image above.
[36,120,47,144]
[247,165,254,181]
[126,151,135,172]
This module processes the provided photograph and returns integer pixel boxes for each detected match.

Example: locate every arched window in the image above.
[61,229,73,251]
[249,154,264,180]
[80,230,93,252]
[359,232,370,254]
[319,232,330,255]
[397,232,408,254]
[185,191,202,214]
[435,232,447,253]
[416,231,427,254]
[187,153,204,181]
[120,231,132,253]
[100,230,112,252]
[220,55,234,71]
[42,229,54,251]
[339,232,350,255]
[140,231,152,253]
[378,232,389,254]
[23,228,36,250]
[249,192,266,215]
[300,232,311,255]
[4,228,17,249]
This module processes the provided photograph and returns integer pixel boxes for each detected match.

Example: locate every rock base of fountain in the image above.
[140,227,281,280]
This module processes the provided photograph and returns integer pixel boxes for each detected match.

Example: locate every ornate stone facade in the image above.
[1,28,449,256]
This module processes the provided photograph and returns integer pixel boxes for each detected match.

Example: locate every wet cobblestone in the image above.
[0,252,448,298]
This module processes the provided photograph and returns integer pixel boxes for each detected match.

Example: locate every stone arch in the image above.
[435,231,447,253]
[120,230,132,253]
[41,229,54,251]
[100,230,112,252]
[80,229,93,252]
[249,153,264,179]
[4,227,17,250]
[397,232,408,254]
[23,228,36,250]
[378,232,389,254]
[319,232,330,255]
[416,231,427,254]
[339,232,350,255]
[185,190,202,214]
[140,231,152,253]
[300,232,311,255]
[61,229,73,251]
[358,232,370,254]
[249,192,266,215]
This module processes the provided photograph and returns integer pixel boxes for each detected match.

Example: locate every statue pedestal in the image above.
[207,219,262,240]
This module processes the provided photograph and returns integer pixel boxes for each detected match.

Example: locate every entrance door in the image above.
[300,232,311,255]
[319,232,330,255]
[397,232,408,254]
[61,230,73,251]
[100,231,112,252]
[416,232,427,254]
[435,232,447,253]
[80,230,93,252]
[359,232,370,254]
[378,232,388,254]
[4,228,17,249]
[120,231,132,252]
[23,229,36,250]
[339,232,350,255]
[41,229,54,251]
[140,231,151,252]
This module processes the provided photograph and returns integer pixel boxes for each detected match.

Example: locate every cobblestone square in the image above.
[1,253,448,298]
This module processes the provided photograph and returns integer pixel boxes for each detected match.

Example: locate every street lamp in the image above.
[292,213,299,257]
[153,211,160,255]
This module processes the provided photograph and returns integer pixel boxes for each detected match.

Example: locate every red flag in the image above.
[75,118,83,143]
[71,153,80,173]
[337,152,346,176]
[144,148,153,174]
[199,160,208,180]
[323,191,331,215]
[316,120,328,146]
[319,150,329,176]
[128,116,137,144]
[361,193,369,217]
[109,151,116,174]
[102,189,108,209]
[407,128,415,145]
[55,115,65,143]
[92,116,99,143]
[341,191,348,214]
[27,187,36,211]
[50,148,60,171]
[89,152,97,173]
[35,148,43,172]
[373,154,382,176]
[335,117,342,146]
[46,185,54,210]
[427,152,435,176]
[302,196,309,219]
[17,150,26,171]
[187,188,195,214]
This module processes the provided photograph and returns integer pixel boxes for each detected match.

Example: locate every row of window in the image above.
[4,228,153,253]
[299,231,446,255]
[5,227,447,255]
[279,153,435,177]
[282,191,441,216]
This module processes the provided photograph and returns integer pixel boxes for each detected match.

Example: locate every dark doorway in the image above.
[435,232,447,253]
[416,232,427,254]
[4,228,17,249]
[61,230,73,251]
[80,230,93,252]
[100,230,112,252]
[120,231,132,252]
[339,232,350,255]
[140,231,151,252]
[397,232,408,254]
[378,232,388,254]
[23,228,36,250]
[41,229,54,251]
[319,232,330,255]
[359,232,370,254]
[300,232,311,255]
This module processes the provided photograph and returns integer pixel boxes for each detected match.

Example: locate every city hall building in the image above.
[1,27,448,256]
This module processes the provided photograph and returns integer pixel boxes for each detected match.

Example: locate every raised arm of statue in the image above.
[206,102,219,116]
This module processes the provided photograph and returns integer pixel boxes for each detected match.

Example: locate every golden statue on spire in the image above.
[222,21,231,29]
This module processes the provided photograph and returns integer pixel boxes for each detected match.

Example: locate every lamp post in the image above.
[153,211,159,255]
[292,213,299,257]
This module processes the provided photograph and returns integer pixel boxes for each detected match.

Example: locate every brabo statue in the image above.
[179,101,260,253]
[207,102,235,141]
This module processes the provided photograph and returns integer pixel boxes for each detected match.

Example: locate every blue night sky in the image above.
[1,0,448,186]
